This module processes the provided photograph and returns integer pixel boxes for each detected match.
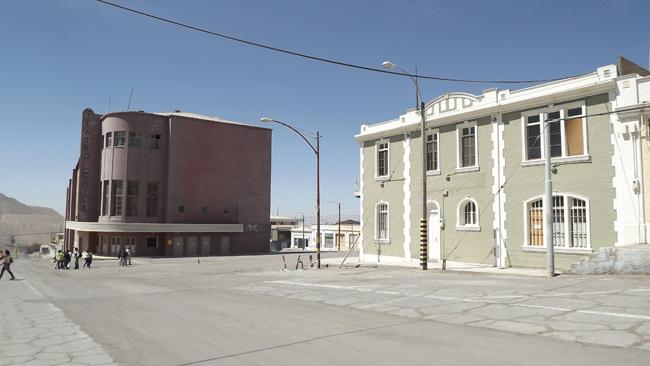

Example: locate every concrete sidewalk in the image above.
[323,256,549,277]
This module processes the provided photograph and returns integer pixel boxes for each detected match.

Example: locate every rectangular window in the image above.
[526,115,541,160]
[566,107,585,156]
[110,180,123,216]
[150,134,161,149]
[102,180,109,216]
[524,104,586,161]
[146,182,158,217]
[146,237,158,248]
[377,142,389,177]
[178,205,185,213]
[114,131,126,147]
[376,203,388,240]
[126,181,139,217]
[106,132,112,148]
[460,126,476,167]
[349,234,358,245]
[548,111,562,157]
[426,132,438,171]
[128,132,142,147]
[324,233,334,248]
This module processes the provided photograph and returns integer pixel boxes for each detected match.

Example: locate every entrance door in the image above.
[428,209,441,260]
[200,236,211,255]
[172,236,184,256]
[220,236,230,255]
[187,236,198,256]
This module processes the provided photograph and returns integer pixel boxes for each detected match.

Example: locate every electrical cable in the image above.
[95,0,590,84]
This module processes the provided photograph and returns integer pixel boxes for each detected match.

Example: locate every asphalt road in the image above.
[2,252,649,365]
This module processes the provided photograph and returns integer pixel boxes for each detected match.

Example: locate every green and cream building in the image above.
[355,58,650,270]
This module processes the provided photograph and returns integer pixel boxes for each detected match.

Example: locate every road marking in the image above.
[576,310,650,321]
[266,280,650,321]
[424,295,459,301]
[376,291,400,295]
[509,303,571,312]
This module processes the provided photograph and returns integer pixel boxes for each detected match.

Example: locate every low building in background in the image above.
[289,220,360,251]
[65,109,272,256]
[270,215,300,250]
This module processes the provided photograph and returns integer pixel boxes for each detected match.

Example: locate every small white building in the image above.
[290,221,360,251]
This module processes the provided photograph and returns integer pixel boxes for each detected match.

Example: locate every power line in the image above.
[95,0,589,84]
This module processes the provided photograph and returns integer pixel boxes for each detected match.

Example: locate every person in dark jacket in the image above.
[63,250,71,270]
[73,248,81,269]
[0,250,16,280]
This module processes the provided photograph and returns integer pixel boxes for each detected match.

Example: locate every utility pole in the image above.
[301,213,305,249]
[544,113,555,278]
[337,202,341,251]
[316,131,321,268]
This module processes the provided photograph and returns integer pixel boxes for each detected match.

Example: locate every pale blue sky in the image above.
[0,0,648,222]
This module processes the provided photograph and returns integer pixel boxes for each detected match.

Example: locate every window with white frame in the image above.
[376,202,389,241]
[523,103,587,161]
[525,194,590,250]
[145,237,158,248]
[457,198,479,230]
[426,130,439,172]
[457,122,478,169]
[376,141,389,177]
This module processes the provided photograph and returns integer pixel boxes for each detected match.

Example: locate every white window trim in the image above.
[374,201,390,243]
[375,139,390,180]
[520,101,589,164]
[426,128,441,175]
[456,121,479,172]
[522,193,592,252]
[456,197,480,231]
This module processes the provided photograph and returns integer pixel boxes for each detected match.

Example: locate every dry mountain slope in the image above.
[0,193,63,247]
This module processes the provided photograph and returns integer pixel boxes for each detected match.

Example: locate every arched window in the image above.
[457,198,480,231]
[525,194,590,250]
[464,201,477,225]
[375,202,389,241]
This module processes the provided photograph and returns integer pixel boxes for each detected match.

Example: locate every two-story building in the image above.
[355,57,650,270]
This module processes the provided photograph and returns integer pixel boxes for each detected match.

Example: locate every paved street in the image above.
[2,253,650,365]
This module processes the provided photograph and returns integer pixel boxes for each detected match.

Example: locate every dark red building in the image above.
[65,108,271,256]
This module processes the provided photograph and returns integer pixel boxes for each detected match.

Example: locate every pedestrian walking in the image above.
[73,247,80,269]
[56,250,65,270]
[82,250,89,268]
[63,250,71,270]
[126,247,132,266]
[0,250,16,280]
[87,251,93,268]
[119,248,128,266]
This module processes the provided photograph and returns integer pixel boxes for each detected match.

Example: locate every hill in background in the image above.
[0,193,64,248]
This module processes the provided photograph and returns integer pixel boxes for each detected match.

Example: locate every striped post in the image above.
[420,218,427,270]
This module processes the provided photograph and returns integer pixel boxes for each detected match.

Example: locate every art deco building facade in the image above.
[65,109,271,256]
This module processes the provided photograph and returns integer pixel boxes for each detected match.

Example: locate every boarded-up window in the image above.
[565,118,584,156]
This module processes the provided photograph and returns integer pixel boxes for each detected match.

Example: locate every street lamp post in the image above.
[260,118,321,268]
[382,61,428,270]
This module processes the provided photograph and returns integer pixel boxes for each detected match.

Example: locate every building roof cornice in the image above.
[355,65,619,143]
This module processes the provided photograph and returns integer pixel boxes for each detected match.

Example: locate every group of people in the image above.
[118,248,132,266]
[0,250,15,280]
[54,248,93,270]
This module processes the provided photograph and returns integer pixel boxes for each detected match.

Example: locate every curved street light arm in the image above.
[268,119,318,155]
[392,66,422,106]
